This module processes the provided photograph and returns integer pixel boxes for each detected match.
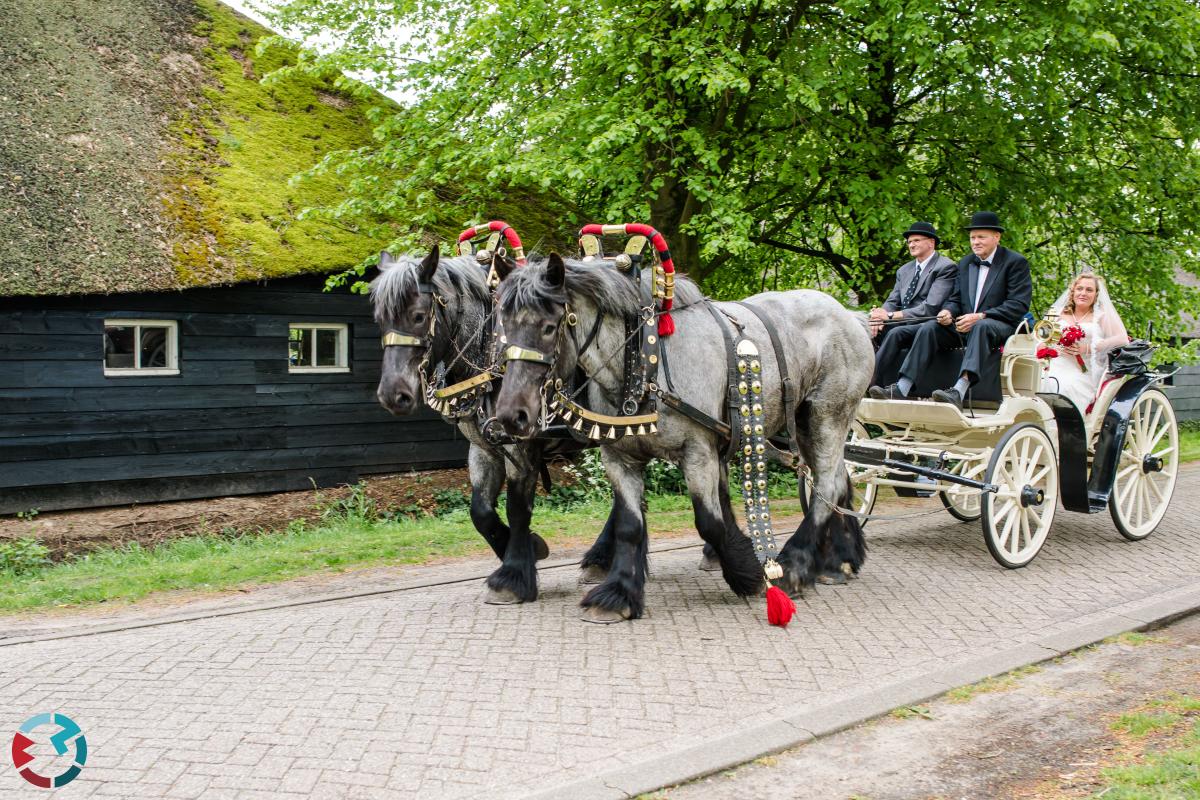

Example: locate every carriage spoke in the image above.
[1115,475,1136,514]
[1029,464,1051,487]
[1147,403,1163,446]
[1015,510,1030,555]
[1147,474,1166,505]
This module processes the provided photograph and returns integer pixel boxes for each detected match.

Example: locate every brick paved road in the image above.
[1,466,1197,799]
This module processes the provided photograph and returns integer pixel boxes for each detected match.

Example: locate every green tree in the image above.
[265,0,1200,335]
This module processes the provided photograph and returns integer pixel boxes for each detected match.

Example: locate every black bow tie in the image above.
[978,260,991,268]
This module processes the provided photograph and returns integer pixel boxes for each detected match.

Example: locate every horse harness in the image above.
[497,231,798,580]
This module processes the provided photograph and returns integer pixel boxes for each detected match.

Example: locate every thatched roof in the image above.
[0,0,396,297]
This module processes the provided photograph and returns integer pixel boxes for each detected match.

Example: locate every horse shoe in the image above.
[483,586,524,605]
[580,605,633,624]
[578,564,608,584]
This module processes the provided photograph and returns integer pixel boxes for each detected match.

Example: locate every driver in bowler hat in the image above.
[868,211,1032,408]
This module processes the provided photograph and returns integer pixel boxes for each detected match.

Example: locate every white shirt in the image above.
[973,247,997,312]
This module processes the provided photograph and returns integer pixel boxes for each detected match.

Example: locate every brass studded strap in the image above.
[733,337,784,581]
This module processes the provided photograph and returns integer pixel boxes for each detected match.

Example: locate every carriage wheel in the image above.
[981,423,1058,569]
[799,421,878,526]
[939,459,986,522]
[1110,388,1178,541]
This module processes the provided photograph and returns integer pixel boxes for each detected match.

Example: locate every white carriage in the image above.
[818,327,1180,568]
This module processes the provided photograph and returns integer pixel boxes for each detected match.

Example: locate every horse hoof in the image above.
[580,605,632,624]
[579,565,608,585]
[532,532,550,561]
[698,553,722,572]
[483,586,523,605]
[841,562,858,579]
[817,572,848,586]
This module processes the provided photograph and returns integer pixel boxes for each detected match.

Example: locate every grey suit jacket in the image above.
[882,252,957,319]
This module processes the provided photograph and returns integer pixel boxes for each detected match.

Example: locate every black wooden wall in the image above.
[0,275,467,514]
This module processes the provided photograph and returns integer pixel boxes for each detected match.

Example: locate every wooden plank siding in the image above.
[0,274,467,514]
[1166,363,1200,420]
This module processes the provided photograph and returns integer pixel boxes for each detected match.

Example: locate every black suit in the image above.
[872,251,956,386]
[898,246,1032,389]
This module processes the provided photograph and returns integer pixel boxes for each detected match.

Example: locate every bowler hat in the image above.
[964,210,1004,232]
[901,221,940,243]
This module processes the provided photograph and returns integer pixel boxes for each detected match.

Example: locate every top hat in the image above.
[964,210,1004,232]
[901,221,939,243]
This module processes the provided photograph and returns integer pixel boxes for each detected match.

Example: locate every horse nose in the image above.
[498,406,532,437]
[379,388,415,415]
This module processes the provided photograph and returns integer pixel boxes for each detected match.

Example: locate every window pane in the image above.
[140,327,168,368]
[289,328,313,367]
[315,329,340,366]
[104,326,135,369]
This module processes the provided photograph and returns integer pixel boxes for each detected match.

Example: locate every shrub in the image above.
[0,538,51,574]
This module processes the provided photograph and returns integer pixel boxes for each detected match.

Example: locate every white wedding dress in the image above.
[1040,297,1129,414]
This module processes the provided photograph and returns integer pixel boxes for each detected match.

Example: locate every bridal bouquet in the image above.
[1059,325,1088,372]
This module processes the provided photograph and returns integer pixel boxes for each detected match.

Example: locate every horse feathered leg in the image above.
[685,450,764,597]
[580,452,648,622]
[468,443,511,561]
[778,402,867,594]
[484,450,540,604]
[830,473,867,576]
[579,505,617,584]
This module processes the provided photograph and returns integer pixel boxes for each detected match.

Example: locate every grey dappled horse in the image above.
[372,248,620,605]
[493,254,873,622]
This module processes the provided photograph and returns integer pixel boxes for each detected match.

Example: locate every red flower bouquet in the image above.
[1036,346,1059,360]
[1059,325,1087,372]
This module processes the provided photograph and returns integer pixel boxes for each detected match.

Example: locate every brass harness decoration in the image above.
[733,337,785,581]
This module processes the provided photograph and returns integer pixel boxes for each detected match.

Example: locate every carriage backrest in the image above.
[1001,332,1042,397]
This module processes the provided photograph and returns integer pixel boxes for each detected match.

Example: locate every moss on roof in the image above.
[0,0,392,296]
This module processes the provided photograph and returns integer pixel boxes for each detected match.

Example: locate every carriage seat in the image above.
[907,347,1002,405]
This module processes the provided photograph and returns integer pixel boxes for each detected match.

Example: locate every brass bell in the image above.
[753,403,763,415]
[752,380,762,393]
[743,445,752,455]
[738,381,748,395]
[740,404,750,416]
[737,360,747,373]
[751,360,761,373]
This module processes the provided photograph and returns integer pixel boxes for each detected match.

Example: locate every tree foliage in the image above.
[265,0,1200,336]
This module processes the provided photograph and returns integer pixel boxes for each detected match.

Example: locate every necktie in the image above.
[901,263,923,307]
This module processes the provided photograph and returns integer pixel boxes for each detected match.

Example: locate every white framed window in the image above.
[288,323,349,373]
[103,319,179,376]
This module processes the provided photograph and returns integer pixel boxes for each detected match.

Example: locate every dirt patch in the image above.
[0,467,560,559]
[658,616,1200,800]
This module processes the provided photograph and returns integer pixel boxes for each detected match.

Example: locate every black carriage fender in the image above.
[1087,374,1158,510]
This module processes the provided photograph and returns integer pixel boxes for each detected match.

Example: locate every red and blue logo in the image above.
[11,713,87,788]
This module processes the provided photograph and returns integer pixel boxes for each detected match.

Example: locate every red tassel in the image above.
[657,312,675,337]
[765,585,795,627]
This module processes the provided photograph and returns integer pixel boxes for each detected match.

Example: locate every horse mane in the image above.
[499,256,705,318]
[368,254,492,323]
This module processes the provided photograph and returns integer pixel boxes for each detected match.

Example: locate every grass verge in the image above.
[0,492,804,614]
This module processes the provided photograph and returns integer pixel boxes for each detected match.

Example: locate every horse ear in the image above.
[545,253,566,289]
[493,253,518,282]
[419,244,440,283]
[379,250,395,270]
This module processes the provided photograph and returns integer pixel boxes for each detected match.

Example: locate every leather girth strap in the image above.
[732,301,802,468]
[656,301,735,442]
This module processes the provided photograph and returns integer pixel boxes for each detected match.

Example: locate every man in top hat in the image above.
[868,221,957,388]
[868,211,1032,408]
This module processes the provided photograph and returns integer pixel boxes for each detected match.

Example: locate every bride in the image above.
[1041,271,1129,412]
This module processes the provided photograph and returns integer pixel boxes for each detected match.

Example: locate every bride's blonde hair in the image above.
[1061,272,1106,317]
